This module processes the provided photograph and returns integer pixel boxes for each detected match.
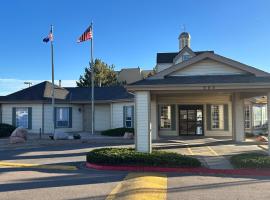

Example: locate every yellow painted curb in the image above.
[0,162,77,170]
[187,147,194,155]
[207,146,219,156]
[258,145,268,151]
[106,172,167,200]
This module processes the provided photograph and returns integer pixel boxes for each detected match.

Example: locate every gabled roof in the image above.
[157,50,214,63]
[0,81,134,103]
[65,86,134,101]
[172,46,196,63]
[152,52,270,79]
[129,74,270,86]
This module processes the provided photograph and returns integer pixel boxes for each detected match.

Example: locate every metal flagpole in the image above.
[90,22,95,135]
[50,25,55,135]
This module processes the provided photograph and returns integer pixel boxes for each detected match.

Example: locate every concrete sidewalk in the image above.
[153,137,265,170]
[0,132,134,151]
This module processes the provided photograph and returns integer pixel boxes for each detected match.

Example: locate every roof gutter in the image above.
[127,82,270,91]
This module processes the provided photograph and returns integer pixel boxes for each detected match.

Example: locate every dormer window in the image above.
[182,55,190,61]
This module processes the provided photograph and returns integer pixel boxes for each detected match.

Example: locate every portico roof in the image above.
[127,74,270,92]
[129,75,270,86]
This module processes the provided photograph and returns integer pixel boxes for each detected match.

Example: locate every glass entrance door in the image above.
[179,105,204,136]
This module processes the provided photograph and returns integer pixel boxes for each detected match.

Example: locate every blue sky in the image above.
[0,0,270,94]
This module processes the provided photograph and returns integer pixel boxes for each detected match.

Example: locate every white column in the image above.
[233,93,245,142]
[151,95,158,140]
[135,91,151,153]
[267,92,270,155]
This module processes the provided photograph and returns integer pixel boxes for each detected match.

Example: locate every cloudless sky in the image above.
[0,0,270,83]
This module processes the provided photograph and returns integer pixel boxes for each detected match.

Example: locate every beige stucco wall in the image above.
[156,94,233,137]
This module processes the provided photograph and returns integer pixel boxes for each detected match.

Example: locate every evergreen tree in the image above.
[76,59,120,87]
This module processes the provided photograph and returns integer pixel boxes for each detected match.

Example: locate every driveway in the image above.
[153,137,267,169]
[0,138,269,200]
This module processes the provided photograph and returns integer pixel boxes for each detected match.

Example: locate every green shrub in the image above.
[101,127,134,137]
[230,153,270,168]
[87,148,201,167]
[0,123,16,138]
[245,132,254,138]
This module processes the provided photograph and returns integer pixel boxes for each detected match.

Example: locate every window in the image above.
[182,55,190,61]
[253,105,267,128]
[56,107,69,128]
[124,106,133,128]
[211,105,224,129]
[244,105,251,129]
[16,108,28,128]
[160,105,171,129]
[253,106,262,128]
[262,105,267,125]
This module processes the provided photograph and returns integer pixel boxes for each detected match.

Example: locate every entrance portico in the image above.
[127,35,270,154]
[131,88,270,155]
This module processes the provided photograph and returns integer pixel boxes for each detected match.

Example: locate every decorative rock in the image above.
[10,127,28,144]
[256,135,268,142]
[123,132,133,139]
[10,137,26,144]
[53,131,69,140]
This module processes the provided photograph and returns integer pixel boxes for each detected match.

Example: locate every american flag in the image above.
[43,26,53,43]
[77,25,92,43]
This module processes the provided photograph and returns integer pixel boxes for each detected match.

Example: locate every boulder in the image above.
[10,137,26,144]
[10,127,28,144]
[53,131,69,140]
[256,135,268,142]
[123,132,133,139]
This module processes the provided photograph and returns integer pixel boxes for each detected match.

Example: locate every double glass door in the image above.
[179,105,204,136]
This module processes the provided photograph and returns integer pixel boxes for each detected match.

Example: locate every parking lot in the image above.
[0,137,269,200]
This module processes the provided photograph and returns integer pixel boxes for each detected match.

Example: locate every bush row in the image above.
[101,127,134,137]
[0,123,16,138]
[87,148,201,167]
[230,153,270,168]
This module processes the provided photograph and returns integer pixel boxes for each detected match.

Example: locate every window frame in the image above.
[253,104,267,128]
[55,107,70,128]
[159,104,172,130]
[15,107,29,129]
[253,105,262,128]
[210,104,224,130]
[124,106,133,128]
[182,55,190,61]
[244,105,251,129]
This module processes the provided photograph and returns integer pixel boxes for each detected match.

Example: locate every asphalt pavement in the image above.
[0,140,270,200]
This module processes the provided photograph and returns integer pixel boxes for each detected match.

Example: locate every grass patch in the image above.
[230,153,270,169]
[101,128,134,137]
[86,148,201,168]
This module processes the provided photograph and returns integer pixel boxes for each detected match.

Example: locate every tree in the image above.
[144,66,157,78]
[76,59,120,87]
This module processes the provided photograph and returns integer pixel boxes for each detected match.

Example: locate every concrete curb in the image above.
[86,162,270,176]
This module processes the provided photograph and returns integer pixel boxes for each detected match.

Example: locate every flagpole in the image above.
[90,22,95,135]
[50,25,55,135]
